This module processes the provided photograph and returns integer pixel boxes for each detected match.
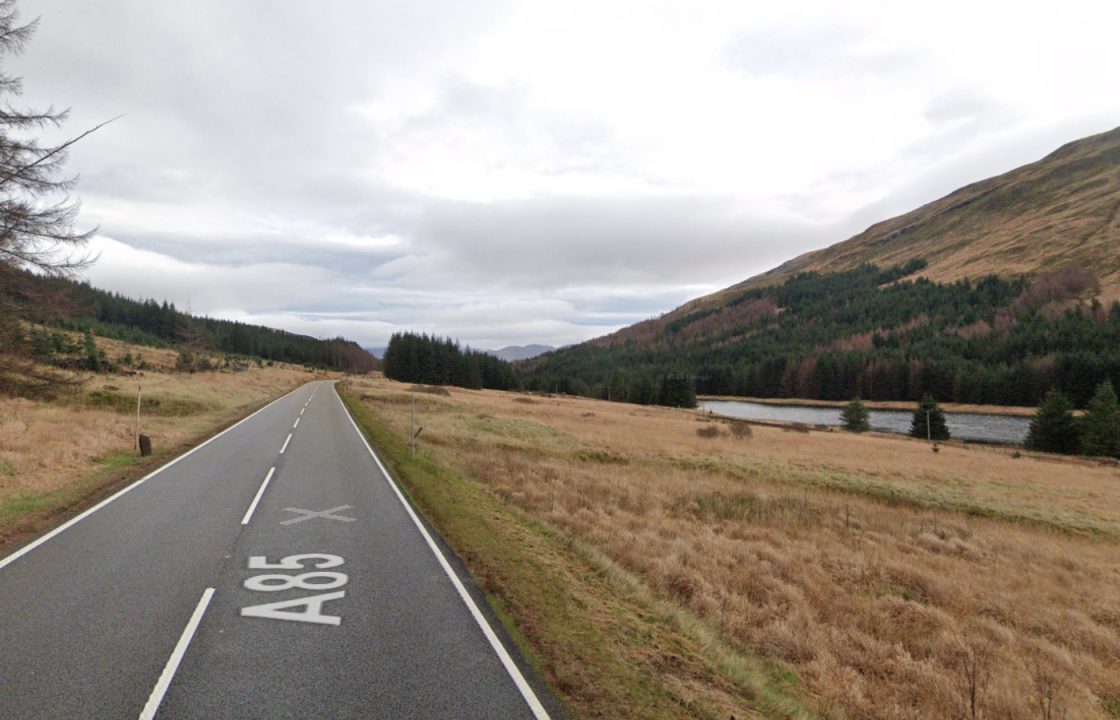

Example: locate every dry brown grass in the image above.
[350,378,1120,720]
[0,341,323,528]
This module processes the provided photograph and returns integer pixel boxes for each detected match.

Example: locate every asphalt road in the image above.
[0,380,555,719]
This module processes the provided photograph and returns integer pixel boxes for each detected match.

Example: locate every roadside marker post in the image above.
[135,384,142,454]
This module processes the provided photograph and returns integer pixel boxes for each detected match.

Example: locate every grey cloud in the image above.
[387,77,632,178]
[101,228,408,275]
[399,195,825,289]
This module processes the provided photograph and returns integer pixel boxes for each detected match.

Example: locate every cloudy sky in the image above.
[12,0,1120,349]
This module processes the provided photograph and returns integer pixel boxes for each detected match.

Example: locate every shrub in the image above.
[1025,390,1079,455]
[728,421,753,439]
[910,394,950,441]
[841,397,871,433]
[696,425,722,439]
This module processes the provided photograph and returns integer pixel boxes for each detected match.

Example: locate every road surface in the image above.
[0,380,555,719]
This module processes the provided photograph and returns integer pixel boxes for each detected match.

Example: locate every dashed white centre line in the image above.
[138,587,214,720]
[300,408,305,417]
[293,417,300,429]
[240,467,276,525]
[280,433,292,454]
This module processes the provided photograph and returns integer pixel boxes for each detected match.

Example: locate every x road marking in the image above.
[280,505,357,525]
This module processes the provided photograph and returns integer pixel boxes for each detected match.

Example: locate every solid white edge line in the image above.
[137,587,215,720]
[333,385,551,720]
[0,383,314,573]
[240,467,276,525]
[280,433,292,454]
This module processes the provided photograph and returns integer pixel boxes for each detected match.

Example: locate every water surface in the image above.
[699,400,1029,445]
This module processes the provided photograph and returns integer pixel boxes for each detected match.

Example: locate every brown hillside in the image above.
[725,124,1120,303]
[593,125,1120,348]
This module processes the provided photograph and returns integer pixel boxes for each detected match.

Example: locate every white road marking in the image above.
[293,417,300,429]
[300,408,305,416]
[241,590,345,626]
[280,506,356,525]
[0,384,310,572]
[240,467,276,525]
[280,434,292,454]
[334,387,552,720]
[138,587,214,720]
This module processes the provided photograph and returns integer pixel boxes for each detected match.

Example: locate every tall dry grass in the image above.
[0,348,319,506]
[352,377,1120,719]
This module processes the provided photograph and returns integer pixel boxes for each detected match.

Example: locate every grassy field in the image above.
[343,377,1120,720]
[0,336,323,548]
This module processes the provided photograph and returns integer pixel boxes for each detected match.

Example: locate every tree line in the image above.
[521,261,1120,409]
[382,332,517,390]
[16,273,376,374]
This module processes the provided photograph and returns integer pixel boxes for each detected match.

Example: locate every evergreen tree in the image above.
[0,1,98,394]
[658,375,696,408]
[83,330,100,372]
[381,331,516,391]
[1081,380,1120,458]
[910,394,950,441]
[1025,389,1080,455]
[841,397,871,432]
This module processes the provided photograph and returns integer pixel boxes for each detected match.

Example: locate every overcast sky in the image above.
[12,0,1120,349]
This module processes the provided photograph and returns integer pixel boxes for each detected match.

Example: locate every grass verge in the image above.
[339,384,817,720]
[0,386,299,555]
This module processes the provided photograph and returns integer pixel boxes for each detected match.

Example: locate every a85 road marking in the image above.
[240,553,348,626]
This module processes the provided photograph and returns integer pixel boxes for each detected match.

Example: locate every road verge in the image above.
[339,382,815,720]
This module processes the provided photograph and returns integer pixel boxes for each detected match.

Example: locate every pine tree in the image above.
[658,374,696,408]
[841,397,871,432]
[1025,389,1079,455]
[1081,380,1120,458]
[0,1,99,394]
[910,393,950,441]
[83,330,100,372]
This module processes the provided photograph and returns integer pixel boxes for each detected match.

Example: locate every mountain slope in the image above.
[522,126,1120,408]
[711,124,1120,308]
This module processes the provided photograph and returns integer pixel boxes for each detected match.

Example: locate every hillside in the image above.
[522,126,1120,409]
[705,124,1120,310]
[7,272,375,378]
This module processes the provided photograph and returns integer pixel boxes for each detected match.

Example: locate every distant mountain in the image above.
[364,346,388,359]
[521,126,1120,408]
[490,344,554,362]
